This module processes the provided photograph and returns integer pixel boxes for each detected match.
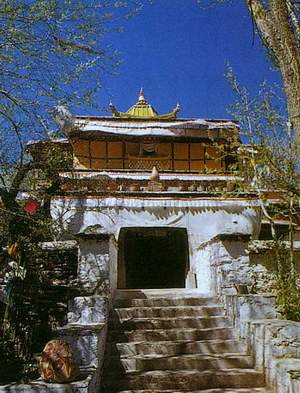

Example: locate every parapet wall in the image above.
[199,235,300,393]
[0,234,112,393]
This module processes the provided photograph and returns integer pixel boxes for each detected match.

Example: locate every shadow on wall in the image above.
[222,239,250,259]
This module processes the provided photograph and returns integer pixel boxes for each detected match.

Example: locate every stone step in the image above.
[102,369,265,391]
[114,297,218,308]
[104,291,270,393]
[114,306,224,320]
[117,389,271,393]
[110,316,231,330]
[114,289,210,301]
[115,339,246,358]
[108,353,253,373]
[111,327,235,342]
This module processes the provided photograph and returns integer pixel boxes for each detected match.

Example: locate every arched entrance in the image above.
[118,227,189,289]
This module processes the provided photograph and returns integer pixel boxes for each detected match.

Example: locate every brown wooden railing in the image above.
[128,154,172,171]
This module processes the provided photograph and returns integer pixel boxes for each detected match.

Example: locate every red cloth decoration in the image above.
[23,198,40,215]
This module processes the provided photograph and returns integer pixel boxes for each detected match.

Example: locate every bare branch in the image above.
[0,109,24,164]
[53,36,105,55]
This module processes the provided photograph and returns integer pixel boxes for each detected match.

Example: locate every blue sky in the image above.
[83,0,282,119]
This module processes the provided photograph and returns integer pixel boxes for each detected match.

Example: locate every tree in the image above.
[246,0,300,144]
[0,0,142,218]
[197,1,300,315]
[0,0,143,381]
[227,66,300,321]
[198,0,300,144]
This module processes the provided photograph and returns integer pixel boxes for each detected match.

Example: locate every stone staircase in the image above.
[101,289,271,393]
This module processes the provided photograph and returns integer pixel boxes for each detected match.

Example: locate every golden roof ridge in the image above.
[109,89,180,119]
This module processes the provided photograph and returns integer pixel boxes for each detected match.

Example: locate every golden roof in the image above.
[109,88,180,119]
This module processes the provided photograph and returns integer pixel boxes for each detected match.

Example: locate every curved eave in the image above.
[52,195,261,208]
[27,137,69,144]
[69,129,237,143]
[112,110,177,120]
[26,138,71,151]
[70,118,239,140]
[75,115,239,123]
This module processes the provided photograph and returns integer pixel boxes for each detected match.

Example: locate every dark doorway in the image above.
[118,227,189,289]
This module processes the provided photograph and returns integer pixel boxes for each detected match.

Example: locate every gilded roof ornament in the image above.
[109,89,180,119]
[109,101,119,116]
[174,103,180,115]
[138,88,146,104]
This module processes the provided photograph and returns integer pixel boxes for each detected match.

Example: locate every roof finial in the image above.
[173,103,180,115]
[138,87,145,103]
[109,101,119,116]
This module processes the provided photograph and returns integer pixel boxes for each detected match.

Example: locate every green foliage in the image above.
[227,67,300,322]
[0,338,23,383]
[226,64,300,197]
[0,1,147,380]
[0,0,144,170]
[272,241,300,322]
[276,270,300,321]
[0,212,74,383]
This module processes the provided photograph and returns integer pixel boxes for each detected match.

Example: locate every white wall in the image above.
[52,197,261,293]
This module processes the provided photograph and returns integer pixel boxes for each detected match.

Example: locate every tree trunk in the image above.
[246,0,300,145]
[281,63,300,144]
[271,0,300,144]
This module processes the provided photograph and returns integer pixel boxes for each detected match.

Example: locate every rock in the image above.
[39,339,79,383]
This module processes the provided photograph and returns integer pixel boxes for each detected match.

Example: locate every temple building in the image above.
[29,89,263,295]
[70,88,235,173]
[22,89,300,393]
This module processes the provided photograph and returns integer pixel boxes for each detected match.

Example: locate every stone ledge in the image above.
[55,321,107,368]
[249,240,300,252]
[275,358,300,393]
[223,293,300,391]
[38,240,78,250]
[198,233,251,251]
[215,233,251,242]
[56,322,106,335]
[223,295,277,342]
[75,224,113,239]
[68,296,109,325]
[0,368,96,393]
[246,318,300,391]
[227,293,275,299]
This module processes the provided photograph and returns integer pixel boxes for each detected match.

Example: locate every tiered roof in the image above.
[70,89,238,140]
[109,88,180,119]
[73,117,238,139]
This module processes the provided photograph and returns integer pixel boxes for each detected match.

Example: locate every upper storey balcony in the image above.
[27,89,244,195]
[69,89,239,173]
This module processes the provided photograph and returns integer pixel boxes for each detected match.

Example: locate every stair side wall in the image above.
[195,235,253,296]
[198,236,300,393]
